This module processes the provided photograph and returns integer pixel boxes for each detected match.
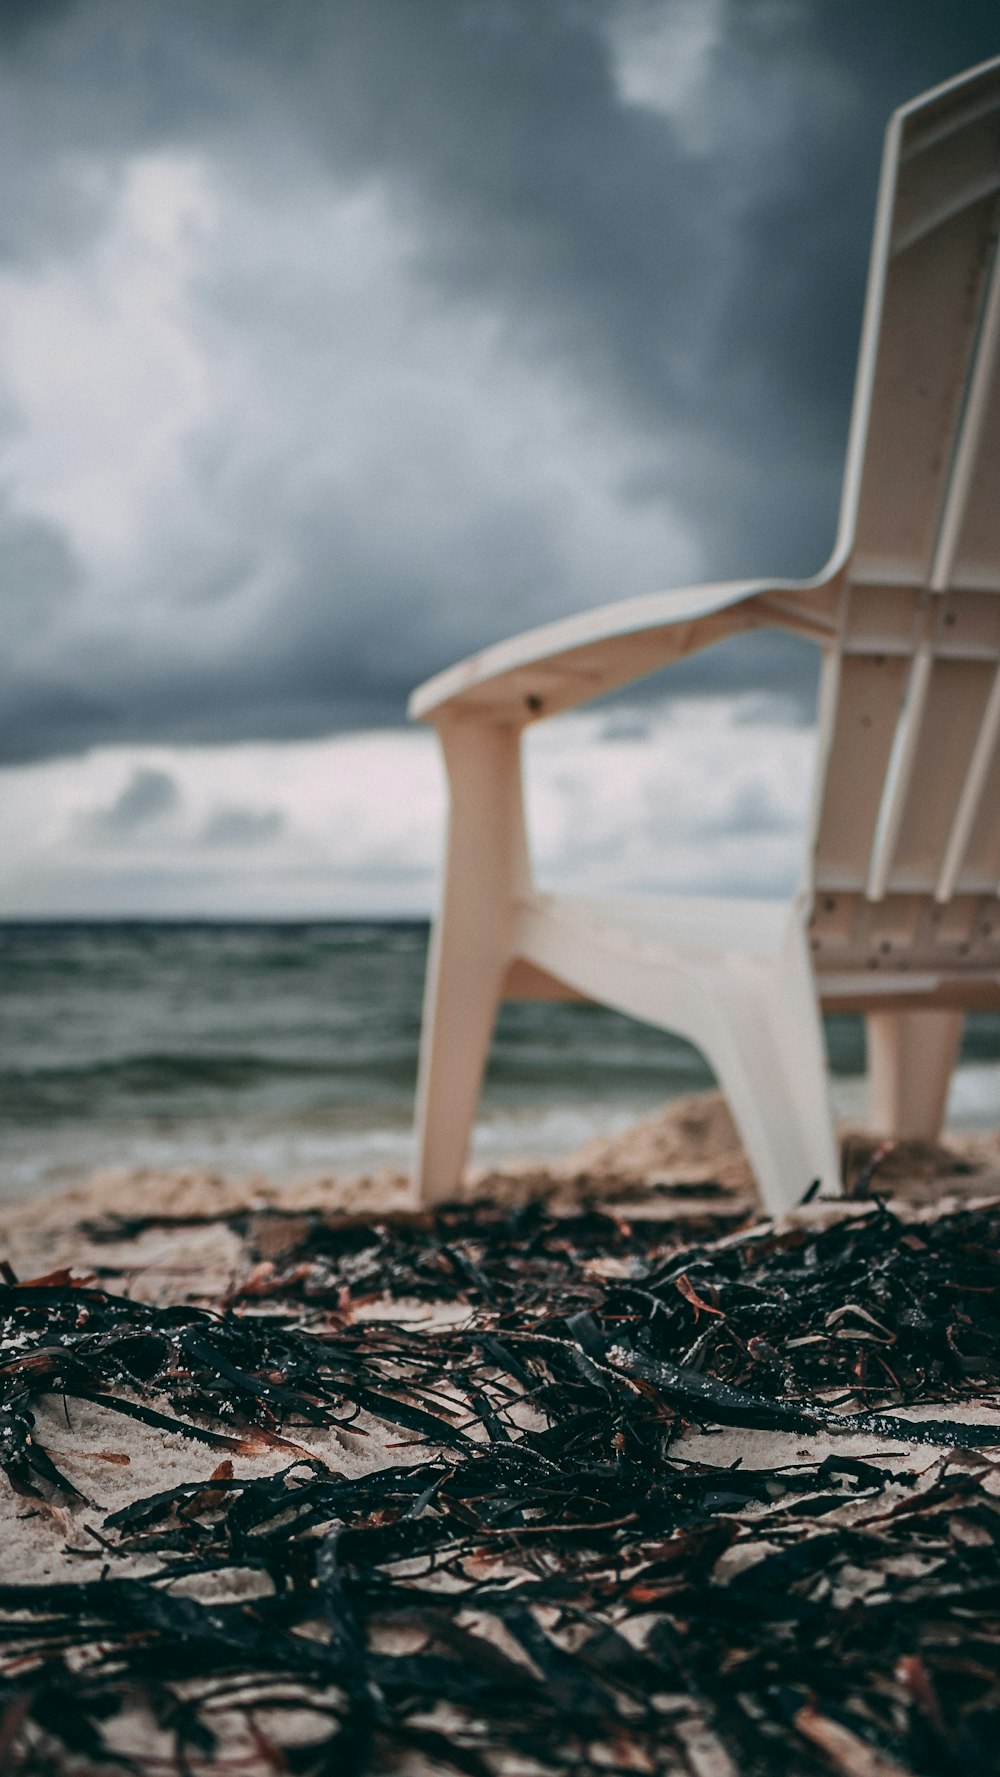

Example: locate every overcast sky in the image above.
[1,1,997,916]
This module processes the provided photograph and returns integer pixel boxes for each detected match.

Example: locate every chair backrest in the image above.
[807,57,1000,985]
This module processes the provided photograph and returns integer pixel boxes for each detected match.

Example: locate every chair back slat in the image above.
[891,653,997,882]
[814,650,911,888]
[947,256,1000,593]
[936,660,1000,899]
[957,673,1000,891]
[852,199,998,588]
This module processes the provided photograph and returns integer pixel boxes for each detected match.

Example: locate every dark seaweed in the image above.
[1,1197,1000,1773]
[230,1197,1000,1407]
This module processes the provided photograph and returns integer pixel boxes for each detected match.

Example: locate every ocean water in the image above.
[2,921,1000,1203]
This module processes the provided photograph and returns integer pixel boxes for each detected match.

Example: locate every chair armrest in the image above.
[409,576,833,724]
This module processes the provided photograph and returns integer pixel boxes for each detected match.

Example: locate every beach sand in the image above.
[5,1087,1000,1285]
[3,1090,1000,1771]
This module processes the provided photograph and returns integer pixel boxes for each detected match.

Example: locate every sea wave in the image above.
[2,921,1000,1200]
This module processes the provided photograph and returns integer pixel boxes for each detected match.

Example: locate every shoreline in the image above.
[10,1050,1000,1207]
[4,1087,1000,1279]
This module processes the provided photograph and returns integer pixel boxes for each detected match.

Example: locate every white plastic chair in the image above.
[408,56,1000,1215]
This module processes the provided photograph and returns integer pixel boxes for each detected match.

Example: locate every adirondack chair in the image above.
[408,56,1000,1214]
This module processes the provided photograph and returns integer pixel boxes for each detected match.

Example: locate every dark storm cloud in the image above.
[2,497,81,642]
[1,0,997,763]
[84,765,180,836]
[0,0,74,50]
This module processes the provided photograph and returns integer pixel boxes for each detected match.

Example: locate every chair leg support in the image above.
[511,898,840,1218]
[866,1008,963,1141]
[705,940,841,1218]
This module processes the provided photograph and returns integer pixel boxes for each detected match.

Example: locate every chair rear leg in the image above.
[866,1009,963,1140]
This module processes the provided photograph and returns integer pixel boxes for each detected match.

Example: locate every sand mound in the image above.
[559,1088,1000,1203]
[557,1090,752,1190]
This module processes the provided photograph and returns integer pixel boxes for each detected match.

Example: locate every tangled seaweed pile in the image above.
[2,1198,1000,1773]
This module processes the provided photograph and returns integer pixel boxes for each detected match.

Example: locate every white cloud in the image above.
[0,698,816,917]
[610,0,725,145]
[0,154,214,574]
[0,730,444,917]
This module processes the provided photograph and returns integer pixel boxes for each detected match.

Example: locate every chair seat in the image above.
[517,894,1000,1013]
[520,892,793,961]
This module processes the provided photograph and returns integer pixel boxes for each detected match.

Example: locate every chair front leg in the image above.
[413,717,530,1205]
